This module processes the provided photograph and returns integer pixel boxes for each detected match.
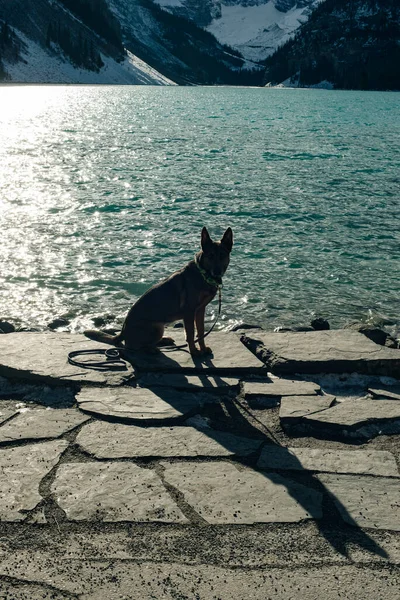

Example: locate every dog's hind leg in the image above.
[124,322,165,351]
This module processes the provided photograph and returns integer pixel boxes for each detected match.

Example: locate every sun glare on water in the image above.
[0,87,68,213]
[0,85,66,121]
[0,86,81,327]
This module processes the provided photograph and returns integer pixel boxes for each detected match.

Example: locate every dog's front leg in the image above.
[184,312,199,356]
[195,306,212,355]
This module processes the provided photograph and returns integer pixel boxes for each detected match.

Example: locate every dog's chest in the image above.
[196,289,216,309]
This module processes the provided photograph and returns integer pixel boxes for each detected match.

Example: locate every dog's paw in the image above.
[190,347,202,358]
[143,345,161,354]
[157,337,175,347]
[200,346,213,356]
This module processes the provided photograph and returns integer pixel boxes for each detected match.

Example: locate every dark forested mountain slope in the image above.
[263,0,400,90]
[0,0,126,81]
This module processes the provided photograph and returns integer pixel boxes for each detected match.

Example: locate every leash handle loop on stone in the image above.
[67,348,127,371]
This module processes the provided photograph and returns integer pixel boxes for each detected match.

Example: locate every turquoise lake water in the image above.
[0,86,399,333]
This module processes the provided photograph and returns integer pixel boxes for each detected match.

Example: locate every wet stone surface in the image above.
[76,385,212,422]
[242,329,400,377]
[317,474,400,531]
[300,398,400,438]
[0,332,134,387]
[279,394,335,424]
[161,461,323,524]
[52,462,188,523]
[76,421,262,458]
[0,440,68,521]
[257,446,399,477]
[243,379,320,400]
[368,387,400,401]
[0,408,90,443]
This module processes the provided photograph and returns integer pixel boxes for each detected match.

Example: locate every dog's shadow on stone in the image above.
[122,345,233,374]
[121,349,389,561]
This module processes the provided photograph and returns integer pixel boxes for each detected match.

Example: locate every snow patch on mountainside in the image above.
[154,0,322,63]
[125,51,176,85]
[206,2,310,62]
[266,75,333,89]
[4,28,175,85]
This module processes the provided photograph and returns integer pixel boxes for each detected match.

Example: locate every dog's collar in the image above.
[194,255,222,289]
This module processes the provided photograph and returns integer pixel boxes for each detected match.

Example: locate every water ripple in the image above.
[0,86,399,333]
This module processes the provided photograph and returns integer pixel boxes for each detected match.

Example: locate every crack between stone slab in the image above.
[36,555,397,572]
[22,497,47,525]
[0,367,135,391]
[59,372,92,379]
[0,417,92,449]
[0,411,20,429]
[232,396,282,446]
[0,573,79,598]
[58,443,97,464]
[154,462,208,526]
[37,443,70,528]
[0,435,66,449]
[61,417,95,443]
[65,449,265,469]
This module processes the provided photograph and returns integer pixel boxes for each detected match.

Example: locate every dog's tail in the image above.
[83,330,124,346]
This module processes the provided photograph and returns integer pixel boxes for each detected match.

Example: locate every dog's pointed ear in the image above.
[221,227,233,253]
[201,227,213,251]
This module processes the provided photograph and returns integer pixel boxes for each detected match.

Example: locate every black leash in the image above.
[67,287,222,368]
[67,347,127,371]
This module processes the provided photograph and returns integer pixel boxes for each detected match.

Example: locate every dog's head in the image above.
[200,227,233,283]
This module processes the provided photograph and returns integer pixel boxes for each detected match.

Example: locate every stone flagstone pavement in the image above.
[0,330,400,598]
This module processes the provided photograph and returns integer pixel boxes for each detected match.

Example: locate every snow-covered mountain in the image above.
[0,0,259,84]
[154,0,321,64]
[0,0,174,84]
[2,32,175,85]
[109,0,255,85]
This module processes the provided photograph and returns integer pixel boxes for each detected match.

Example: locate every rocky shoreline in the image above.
[2,313,399,344]
[0,325,399,598]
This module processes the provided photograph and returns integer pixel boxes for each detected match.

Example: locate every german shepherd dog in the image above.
[84,227,233,356]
